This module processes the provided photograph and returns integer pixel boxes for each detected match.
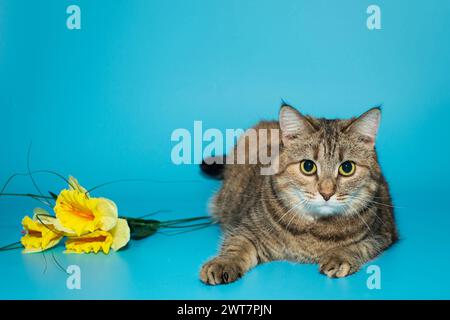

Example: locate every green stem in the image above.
[160,216,211,227]
[0,241,22,251]
[0,246,22,251]
[0,193,54,200]
[123,216,160,223]
[161,222,214,229]
[123,216,212,228]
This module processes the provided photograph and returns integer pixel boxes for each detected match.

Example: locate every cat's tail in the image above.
[200,156,225,180]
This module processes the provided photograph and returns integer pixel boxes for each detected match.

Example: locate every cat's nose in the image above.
[319,190,334,201]
[318,179,336,201]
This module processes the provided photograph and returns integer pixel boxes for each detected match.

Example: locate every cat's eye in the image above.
[339,161,356,176]
[300,160,317,176]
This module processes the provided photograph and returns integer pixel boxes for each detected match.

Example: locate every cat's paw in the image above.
[318,255,359,278]
[200,258,243,285]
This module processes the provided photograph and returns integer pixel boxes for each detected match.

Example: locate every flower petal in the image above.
[68,176,89,195]
[111,218,130,251]
[64,231,113,254]
[54,190,118,236]
[32,208,57,225]
[52,218,77,237]
[21,215,63,253]
[22,237,61,254]
[94,198,118,232]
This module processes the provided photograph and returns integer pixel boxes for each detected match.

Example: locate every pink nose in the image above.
[318,179,336,201]
[319,191,334,201]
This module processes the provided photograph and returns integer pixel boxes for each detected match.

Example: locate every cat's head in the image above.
[275,104,382,219]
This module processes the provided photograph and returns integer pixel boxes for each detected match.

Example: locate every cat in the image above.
[199,103,398,285]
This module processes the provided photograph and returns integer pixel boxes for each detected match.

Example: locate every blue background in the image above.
[1,0,450,299]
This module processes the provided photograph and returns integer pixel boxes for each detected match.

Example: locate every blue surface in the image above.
[1,0,450,299]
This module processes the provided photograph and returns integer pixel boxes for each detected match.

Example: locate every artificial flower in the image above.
[54,176,118,236]
[2,173,214,256]
[20,211,63,253]
[65,218,130,254]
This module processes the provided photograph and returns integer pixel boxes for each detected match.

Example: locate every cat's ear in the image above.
[279,104,316,144]
[344,107,381,146]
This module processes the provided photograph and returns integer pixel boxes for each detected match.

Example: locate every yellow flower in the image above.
[54,176,118,236]
[65,218,130,254]
[20,211,63,253]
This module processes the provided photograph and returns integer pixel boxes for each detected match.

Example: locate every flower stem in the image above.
[0,241,22,251]
[159,216,212,227]
[0,193,54,200]
[161,222,214,229]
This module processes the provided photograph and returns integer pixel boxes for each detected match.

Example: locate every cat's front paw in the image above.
[319,254,359,278]
[200,257,243,285]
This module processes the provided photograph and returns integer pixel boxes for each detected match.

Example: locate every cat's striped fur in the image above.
[200,104,398,285]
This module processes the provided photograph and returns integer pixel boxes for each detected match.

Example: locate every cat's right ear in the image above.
[344,107,381,147]
[279,104,316,145]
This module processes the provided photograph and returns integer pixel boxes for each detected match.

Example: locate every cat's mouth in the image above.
[302,191,371,217]
[315,204,340,215]
[302,195,347,217]
[286,189,346,217]
[307,201,344,216]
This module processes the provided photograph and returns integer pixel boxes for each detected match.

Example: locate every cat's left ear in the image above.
[344,107,381,147]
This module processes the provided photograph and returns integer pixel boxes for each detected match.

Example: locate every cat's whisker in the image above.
[355,211,373,235]
[261,198,306,234]
[349,194,403,209]
[285,199,308,230]
[341,204,373,235]
[220,190,292,201]
[349,196,389,229]
[276,198,307,225]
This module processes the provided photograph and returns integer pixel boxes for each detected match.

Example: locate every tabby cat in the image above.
[200,104,398,285]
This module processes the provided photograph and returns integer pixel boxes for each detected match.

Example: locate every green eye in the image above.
[300,160,317,175]
[339,161,356,176]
